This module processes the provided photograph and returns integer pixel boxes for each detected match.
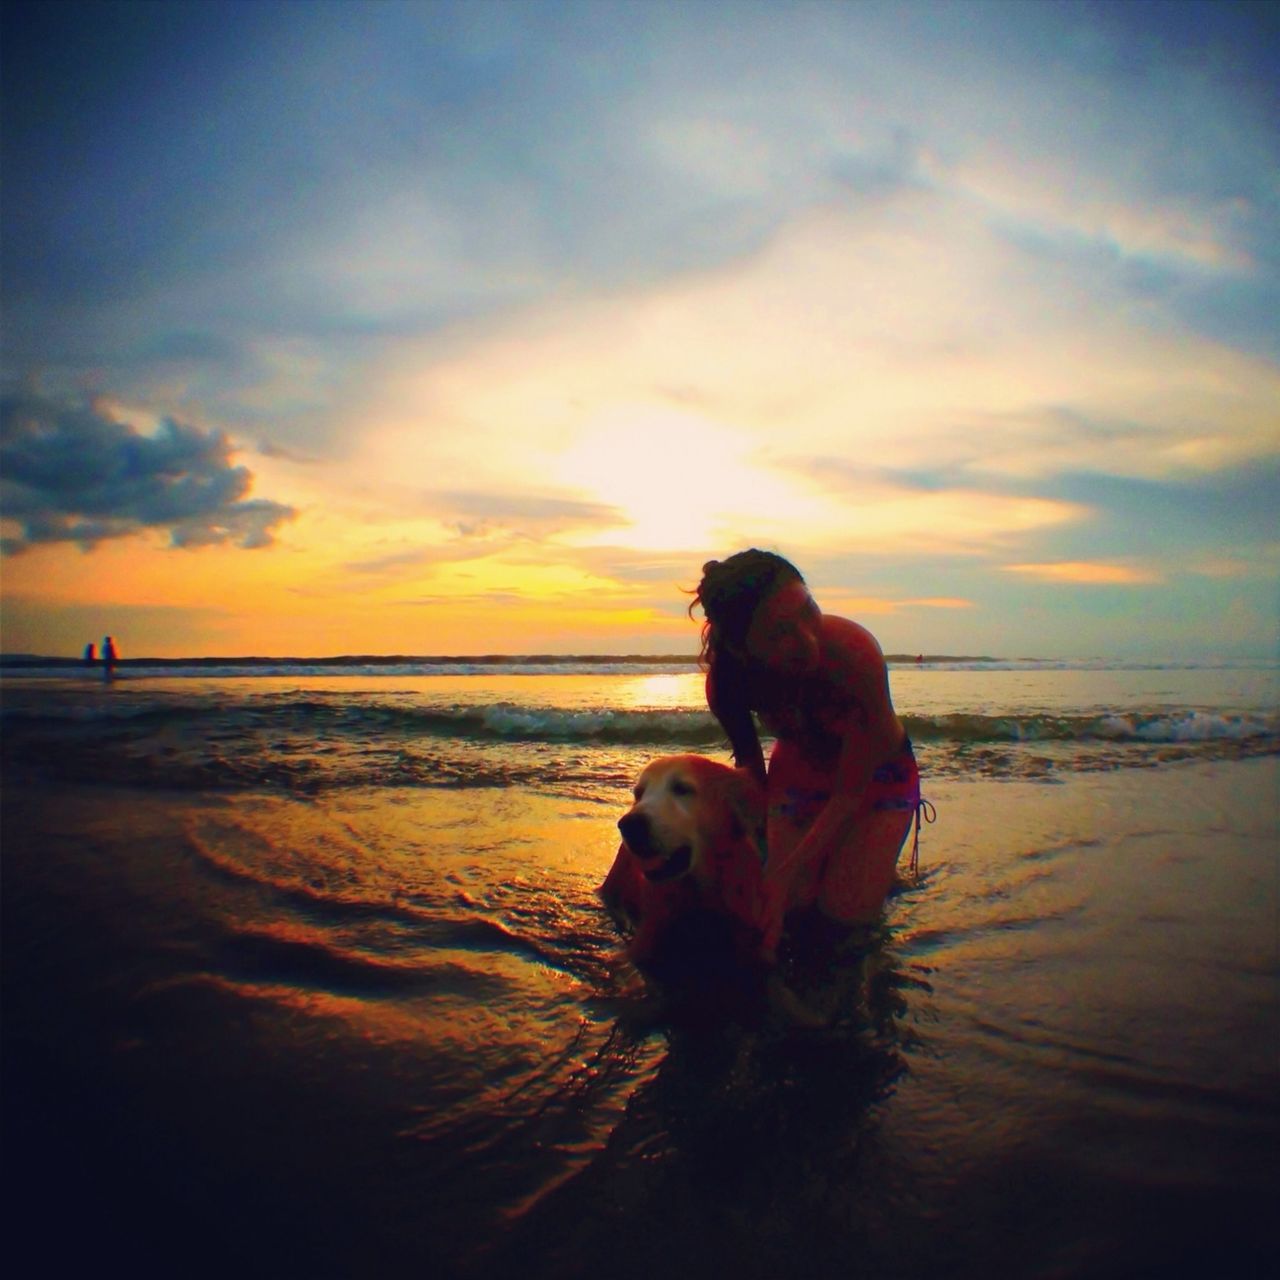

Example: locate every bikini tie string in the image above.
[910,798,937,880]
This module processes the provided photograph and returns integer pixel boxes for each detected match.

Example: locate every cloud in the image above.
[1187,555,1269,580]
[0,392,296,553]
[342,548,444,577]
[950,150,1258,276]
[766,453,1086,555]
[569,545,711,586]
[1004,460,1280,567]
[331,491,629,583]
[432,488,622,534]
[1001,561,1163,585]
[257,439,319,464]
[6,1,1275,469]
[821,594,976,616]
[905,597,976,609]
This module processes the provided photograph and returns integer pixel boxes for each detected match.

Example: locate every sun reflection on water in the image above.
[612,671,704,710]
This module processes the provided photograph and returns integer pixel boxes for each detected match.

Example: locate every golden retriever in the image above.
[600,754,767,966]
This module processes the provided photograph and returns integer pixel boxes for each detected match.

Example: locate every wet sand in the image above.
[3,758,1277,1278]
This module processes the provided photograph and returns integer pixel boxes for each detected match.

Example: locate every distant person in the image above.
[102,635,118,682]
[691,550,922,955]
[84,641,97,666]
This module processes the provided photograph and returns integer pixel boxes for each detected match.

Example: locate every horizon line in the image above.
[8,652,1275,667]
[0,650,1003,667]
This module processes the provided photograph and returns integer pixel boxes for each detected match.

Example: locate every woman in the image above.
[691,550,920,954]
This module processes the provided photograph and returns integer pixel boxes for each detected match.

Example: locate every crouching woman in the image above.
[692,550,921,955]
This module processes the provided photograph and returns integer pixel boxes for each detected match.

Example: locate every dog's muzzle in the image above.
[618,812,693,883]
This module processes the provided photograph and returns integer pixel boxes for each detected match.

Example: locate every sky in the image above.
[1,0,1277,659]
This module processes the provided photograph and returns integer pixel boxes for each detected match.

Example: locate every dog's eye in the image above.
[670,779,695,797]
[633,784,645,801]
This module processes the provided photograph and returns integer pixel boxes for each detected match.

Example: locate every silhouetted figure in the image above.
[103,635,118,682]
[84,641,97,666]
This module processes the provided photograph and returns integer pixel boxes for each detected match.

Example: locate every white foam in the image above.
[1096,711,1278,743]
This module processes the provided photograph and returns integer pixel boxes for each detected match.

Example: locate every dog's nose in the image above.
[618,811,650,851]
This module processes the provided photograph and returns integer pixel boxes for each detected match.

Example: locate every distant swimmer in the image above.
[84,641,97,666]
[103,635,118,682]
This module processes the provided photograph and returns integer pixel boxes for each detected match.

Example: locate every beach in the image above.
[2,661,1277,1278]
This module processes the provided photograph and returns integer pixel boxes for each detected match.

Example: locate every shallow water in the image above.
[2,667,1277,1278]
[2,664,1276,795]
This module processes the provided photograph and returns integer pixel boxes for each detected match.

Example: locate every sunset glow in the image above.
[2,0,1276,659]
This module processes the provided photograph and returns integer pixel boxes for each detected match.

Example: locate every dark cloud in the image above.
[0,393,295,553]
[1032,458,1280,561]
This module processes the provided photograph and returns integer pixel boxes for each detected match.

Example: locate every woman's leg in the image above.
[818,744,920,923]
[765,738,834,913]
[815,804,914,924]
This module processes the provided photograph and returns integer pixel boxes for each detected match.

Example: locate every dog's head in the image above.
[617,754,765,890]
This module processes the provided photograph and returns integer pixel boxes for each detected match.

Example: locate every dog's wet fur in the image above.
[601,754,873,1028]
[601,754,766,966]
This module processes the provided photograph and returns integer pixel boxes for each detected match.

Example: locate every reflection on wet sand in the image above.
[2,667,1274,1278]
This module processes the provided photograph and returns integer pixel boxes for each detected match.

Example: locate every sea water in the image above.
[2,659,1277,1278]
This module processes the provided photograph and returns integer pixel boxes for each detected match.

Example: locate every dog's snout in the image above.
[618,810,649,848]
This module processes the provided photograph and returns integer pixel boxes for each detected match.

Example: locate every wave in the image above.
[346,703,1280,748]
[906,710,1280,747]
[0,699,722,746]
[4,695,1276,749]
[393,705,1280,748]
[4,667,1276,799]
[414,702,723,744]
[5,717,1274,799]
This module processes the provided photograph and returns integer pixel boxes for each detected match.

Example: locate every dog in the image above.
[600,754,768,969]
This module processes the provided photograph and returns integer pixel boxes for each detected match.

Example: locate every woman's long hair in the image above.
[689,549,803,779]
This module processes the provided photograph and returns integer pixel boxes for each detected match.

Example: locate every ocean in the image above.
[2,657,1277,1278]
